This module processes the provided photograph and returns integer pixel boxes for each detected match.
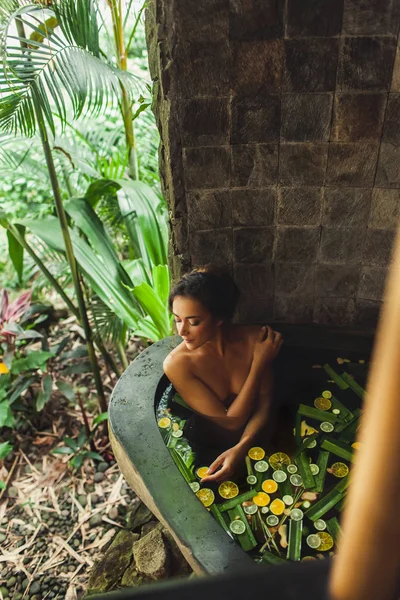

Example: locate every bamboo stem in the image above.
[329,227,400,600]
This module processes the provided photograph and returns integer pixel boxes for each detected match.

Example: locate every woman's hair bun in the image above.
[169,264,241,321]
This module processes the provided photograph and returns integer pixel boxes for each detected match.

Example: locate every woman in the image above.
[163,266,283,484]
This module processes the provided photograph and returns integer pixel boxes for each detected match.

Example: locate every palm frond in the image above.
[88,294,124,346]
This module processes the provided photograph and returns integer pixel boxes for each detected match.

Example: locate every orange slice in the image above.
[218,481,239,500]
[196,488,215,507]
[270,499,285,516]
[262,479,278,494]
[328,462,349,478]
[248,447,265,461]
[253,492,270,507]
[196,466,209,479]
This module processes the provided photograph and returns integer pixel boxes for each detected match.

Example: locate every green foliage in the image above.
[51,412,107,470]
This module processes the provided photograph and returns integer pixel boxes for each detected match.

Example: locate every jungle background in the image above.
[0,1,174,598]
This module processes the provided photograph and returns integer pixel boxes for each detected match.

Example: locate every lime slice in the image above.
[302,500,311,509]
[272,470,287,483]
[322,391,332,399]
[229,520,246,535]
[266,515,279,527]
[307,439,317,449]
[290,474,303,487]
[172,429,183,438]
[320,421,334,433]
[314,397,332,411]
[254,460,269,473]
[287,464,298,474]
[243,504,258,515]
[314,519,327,531]
[218,481,239,499]
[261,506,269,514]
[318,532,334,551]
[269,452,291,470]
[329,462,349,478]
[290,508,304,521]
[310,464,320,475]
[246,474,257,485]
[189,482,200,493]
[307,534,321,549]
[283,495,294,506]
[332,409,341,415]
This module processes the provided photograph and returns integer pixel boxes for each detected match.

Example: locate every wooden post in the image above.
[329,227,400,600]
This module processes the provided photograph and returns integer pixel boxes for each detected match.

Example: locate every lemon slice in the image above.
[290,474,303,487]
[322,390,332,399]
[328,462,349,478]
[287,464,298,474]
[218,481,239,499]
[172,429,183,438]
[270,499,285,515]
[317,532,334,551]
[247,474,257,485]
[157,417,171,429]
[290,508,303,521]
[262,479,278,494]
[283,495,294,506]
[320,421,334,433]
[314,397,332,410]
[269,452,291,470]
[196,466,209,479]
[248,447,265,461]
[253,492,270,507]
[229,520,246,535]
[314,519,327,531]
[189,482,200,493]
[196,488,215,507]
[254,460,269,473]
[243,504,258,515]
[310,464,320,475]
[272,470,287,483]
[266,515,279,526]
[307,534,321,549]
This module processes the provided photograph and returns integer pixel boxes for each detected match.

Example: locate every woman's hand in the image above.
[199,444,247,484]
[253,325,283,369]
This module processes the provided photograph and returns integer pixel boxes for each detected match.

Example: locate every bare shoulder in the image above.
[163,342,192,377]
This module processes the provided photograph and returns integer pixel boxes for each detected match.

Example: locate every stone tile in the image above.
[190,230,233,266]
[231,97,281,144]
[375,144,400,188]
[231,189,275,226]
[369,188,400,228]
[236,295,274,323]
[363,229,396,265]
[279,144,328,185]
[275,227,321,263]
[175,0,229,41]
[314,297,355,326]
[174,39,230,97]
[277,187,322,226]
[183,147,230,190]
[180,98,229,147]
[283,39,339,92]
[286,0,344,37]
[320,228,366,263]
[231,144,278,187]
[342,0,400,36]
[323,188,372,227]
[229,0,284,40]
[275,263,315,295]
[354,299,382,328]
[382,94,400,145]
[187,191,232,231]
[231,40,283,96]
[358,266,388,301]
[316,265,360,297]
[281,94,333,142]
[273,295,314,324]
[331,94,386,142]
[392,46,400,92]
[326,143,379,187]
[234,227,274,263]
[338,37,397,91]
[234,263,274,297]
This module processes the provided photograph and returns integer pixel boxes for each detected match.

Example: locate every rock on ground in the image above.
[86,530,136,595]
[132,529,170,580]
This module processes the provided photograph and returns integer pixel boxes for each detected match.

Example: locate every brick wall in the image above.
[145,0,400,328]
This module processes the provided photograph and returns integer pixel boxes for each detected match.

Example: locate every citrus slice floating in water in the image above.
[218,481,239,500]
[290,474,303,487]
[253,492,270,507]
[189,482,200,493]
[332,408,341,415]
[314,397,332,410]
[287,464,298,474]
[290,508,304,521]
[283,495,294,506]
[317,532,334,551]
[322,390,332,399]
[269,452,291,470]
[172,430,183,438]
[196,466,209,479]
[196,488,215,507]
[273,470,287,483]
[310,464,320,475]
[247,474,257,485]
[328,462,349,478]
[172,422,180,431]
[243,503,258,515]
[254,460,269,473]
[266,515,279,527]
[307,534,321,549]
[262,479,278,494]
[157,417,171,429]
[314,519,327,531]
[248,447,265,461]
[229,520,246,535]
[302,500,311,509]
[320,421,334,433]
[270,499,285,515]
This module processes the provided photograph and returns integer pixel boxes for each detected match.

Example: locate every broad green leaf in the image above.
[51,446,73,455]
[77,428,86,448]
[86,451,103,461]
[63,361,91,375]
[7,225,25,284]
[84,178,120,208]
[0,401,14,428]
[56,380,75,402]
[122,258,151,287]
[92,412,108,426]
[132,282,170,339]
[71,454,84,469]
[11,351,54,375]
[0,441,13,460]
[36,374,52,412]
[64,437,78,451]
[152,264,170,309]
[8,375,34,405]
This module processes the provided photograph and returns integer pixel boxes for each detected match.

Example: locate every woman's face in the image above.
[172,295,221,350]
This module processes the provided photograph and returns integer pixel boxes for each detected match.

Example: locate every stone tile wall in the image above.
[145,0,400,329]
